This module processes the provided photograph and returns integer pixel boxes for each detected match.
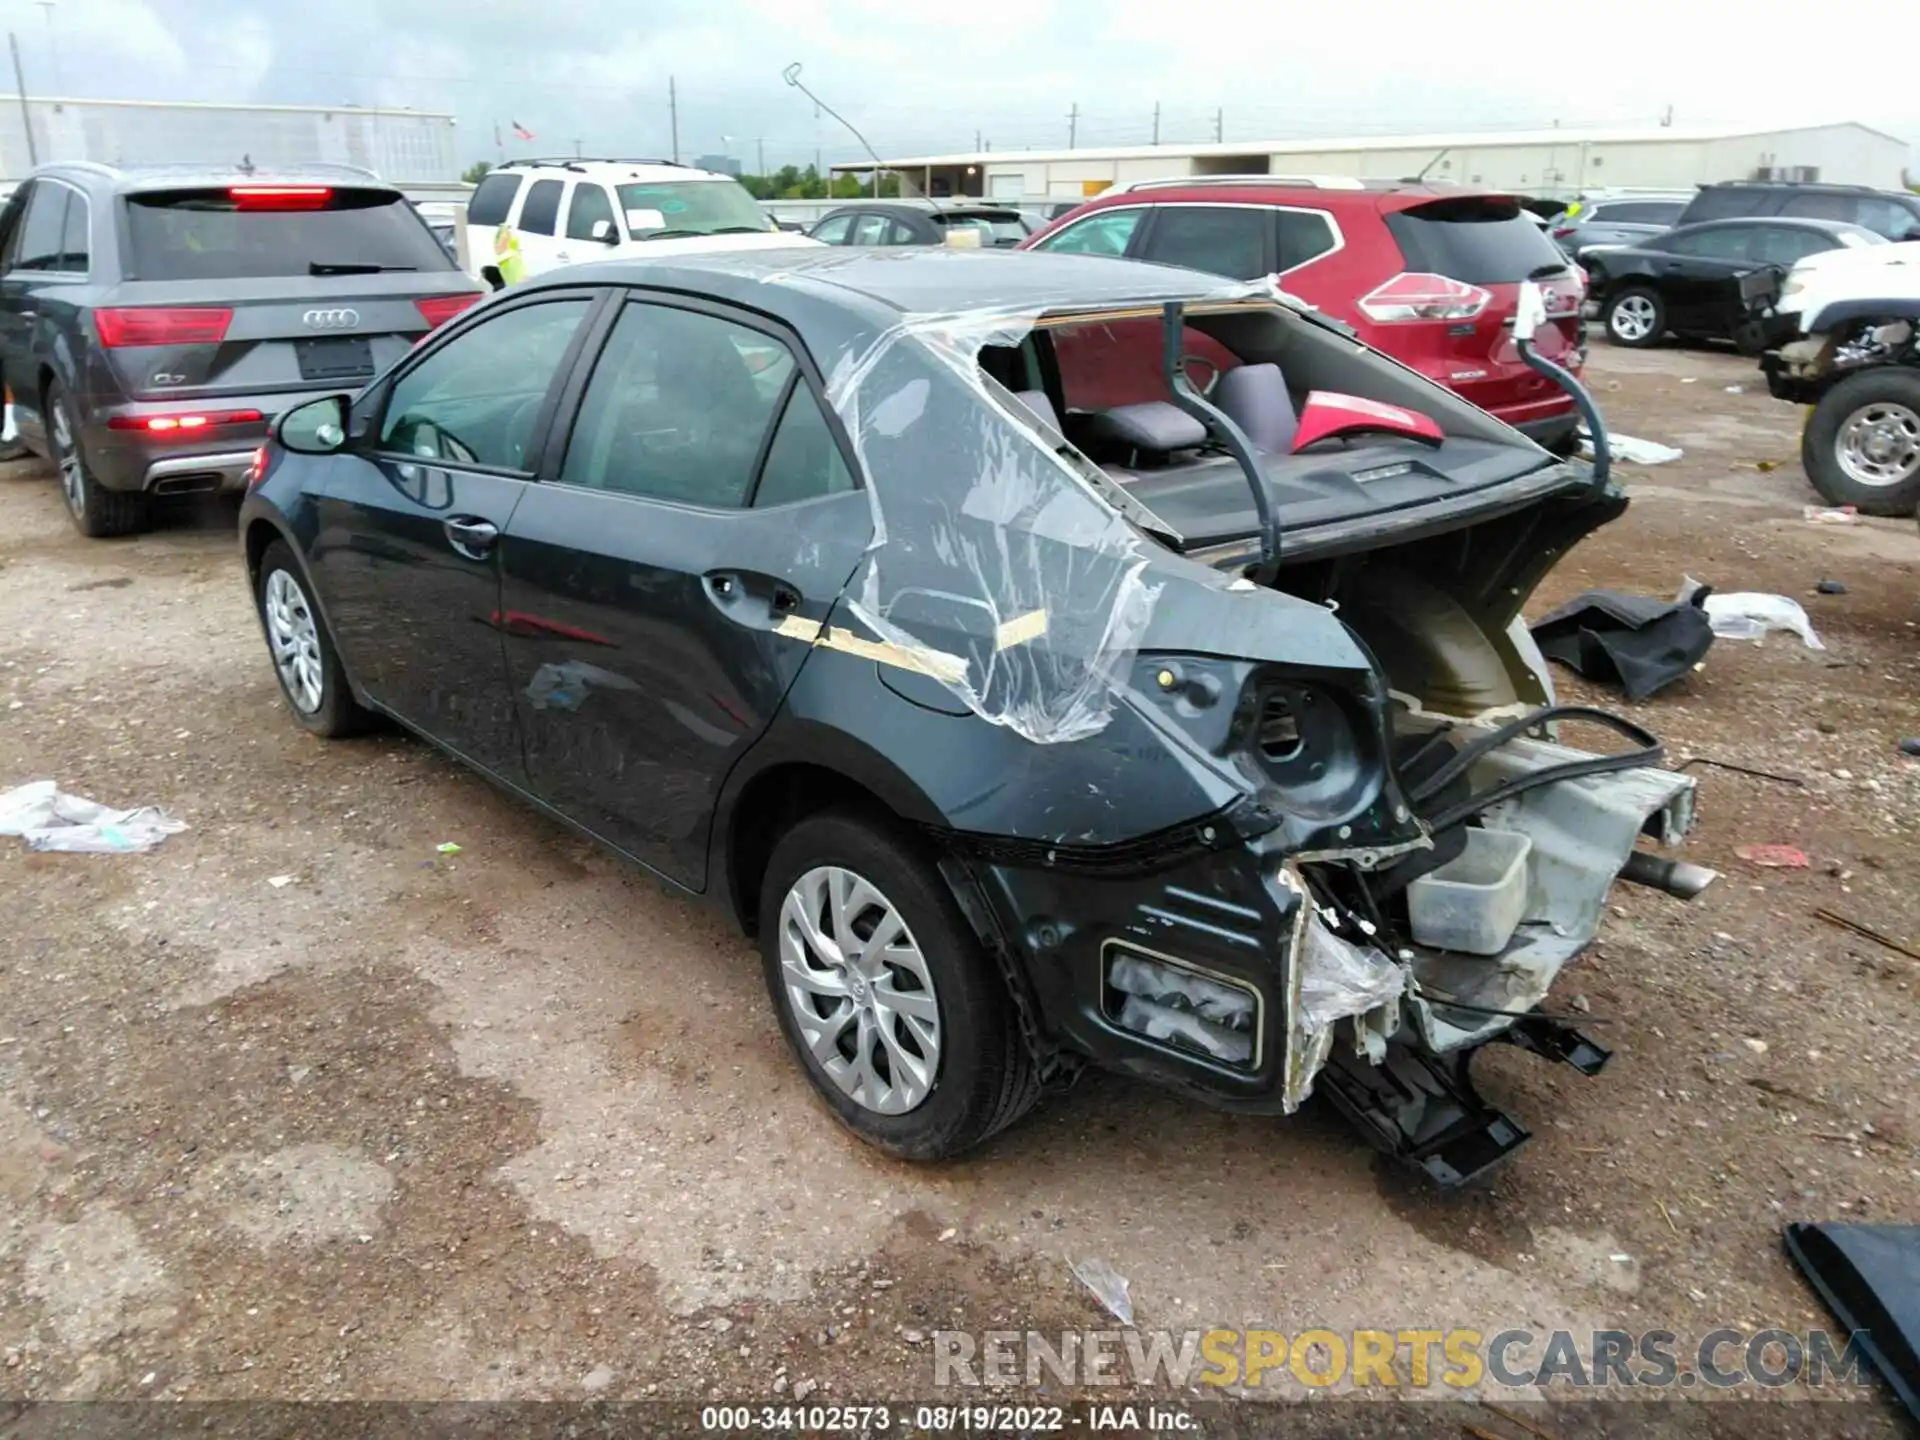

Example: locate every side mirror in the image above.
[276,394,350,455]
[1512,281,1550,343]
[590,218,618,244]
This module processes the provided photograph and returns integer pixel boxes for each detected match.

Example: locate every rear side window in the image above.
[1385,198,1569,283]
[849,214,889,246]
[567,184,617,241]
[1664,225,1753,260]
[754,384,856,507]
[1139,207,1270,279]
[124,187,454,280]
[517,180,563,236]
[1275,209,1337,270]
[810,214,852,244]
[466,172,522,227]
[1682,187,1770,222]
[1598,201,1683,225]
[12,183,69,271]
[1752,226,1835,266]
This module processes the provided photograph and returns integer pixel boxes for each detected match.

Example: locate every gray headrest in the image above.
[1213,363,1297,454]
[1010,389,1060,433]
[1086,401,1208,454]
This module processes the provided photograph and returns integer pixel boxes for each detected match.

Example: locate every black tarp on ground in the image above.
[1529,587,1715,701]
[1783,1221,1920,1422]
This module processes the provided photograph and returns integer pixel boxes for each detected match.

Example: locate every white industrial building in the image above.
[837,122,1912,203]
[0,96,460,188]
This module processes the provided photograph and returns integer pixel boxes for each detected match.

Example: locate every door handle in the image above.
[443,515,499,560]
[555,251,572,264]
[704,570,805,629]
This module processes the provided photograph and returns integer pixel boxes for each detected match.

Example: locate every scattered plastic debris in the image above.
[1579,429,1683,465]
[1816,579,1848,595]
[1724,384,1745,394]
[1804,505,1861,525]
[1678,579,1825,649]
[0,780,187,854]
[1069,1257,1134,1326]
[1680,377,1698,384]
[1735,844,1810,869]
[268,875,294,889]
[436,842,463,855]
[1531,588,1713,699]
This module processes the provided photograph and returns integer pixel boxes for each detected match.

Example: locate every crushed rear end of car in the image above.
[813,267,1706,1183]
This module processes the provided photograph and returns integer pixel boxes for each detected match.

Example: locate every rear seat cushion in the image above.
[1083,401,1208,455]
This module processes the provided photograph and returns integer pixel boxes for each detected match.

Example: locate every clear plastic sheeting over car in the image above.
[813,278,1276,745]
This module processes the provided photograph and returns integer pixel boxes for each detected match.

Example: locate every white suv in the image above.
[463,158,819,287]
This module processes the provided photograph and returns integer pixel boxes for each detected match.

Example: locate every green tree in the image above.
[461,160,493,185]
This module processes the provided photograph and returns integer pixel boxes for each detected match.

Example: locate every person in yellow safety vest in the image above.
[494,225,525,287]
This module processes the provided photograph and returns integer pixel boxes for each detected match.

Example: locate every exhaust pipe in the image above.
[1619,850,1718,901]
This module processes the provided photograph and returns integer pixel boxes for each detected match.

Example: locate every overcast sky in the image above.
[10,0,1917,171]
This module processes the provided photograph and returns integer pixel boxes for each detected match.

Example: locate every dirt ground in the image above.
[0,342,1916,1432]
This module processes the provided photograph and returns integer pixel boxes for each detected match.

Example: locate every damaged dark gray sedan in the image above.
[239,248,1710,1184]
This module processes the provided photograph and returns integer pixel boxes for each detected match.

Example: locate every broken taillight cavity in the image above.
[1357,273,1493,323]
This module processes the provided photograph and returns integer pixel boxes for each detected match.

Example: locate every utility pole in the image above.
[1067,102,1078,149]
[782,63,884,199]
[8,33,36,167]
[1213,107,1223,143]
[973,128,981,152]
[757,137,765,174]
[1152,102,1160,145]
[668,76,679,163]
[571,138,583,159]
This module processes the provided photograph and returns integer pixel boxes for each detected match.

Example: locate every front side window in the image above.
[1035,207,1142,258]
[11,183,69,272]
[561,303,801,507]
[567,184,618,241]
[518,179,564,236]
[379,299,591,469]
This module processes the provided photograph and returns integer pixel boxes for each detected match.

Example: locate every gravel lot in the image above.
[0,342,1916,1428]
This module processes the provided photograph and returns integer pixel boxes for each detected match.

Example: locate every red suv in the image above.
[1020,178,1587,450]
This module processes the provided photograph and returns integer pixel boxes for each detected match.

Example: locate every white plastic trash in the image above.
[0,780,187,854]
[1408,828,1533,956]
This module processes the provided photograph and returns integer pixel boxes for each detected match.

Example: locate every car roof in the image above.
[1679,216,1872,233]
[821,201,1024,217]
[1072,179,1522,214]
[519,247,1251,343]
[491,158,736,184]
[35,160,393,194]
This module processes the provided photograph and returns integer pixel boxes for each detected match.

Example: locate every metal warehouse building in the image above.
[0,97,460,187]
[838,122,1912,203]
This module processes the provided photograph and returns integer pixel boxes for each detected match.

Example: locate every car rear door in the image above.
[495,292,873,889]
[1656,224,1758,333]
[308,289,602,775]
[508,178,568,276]
[1133,204,1276,281]
[109,184,478,406]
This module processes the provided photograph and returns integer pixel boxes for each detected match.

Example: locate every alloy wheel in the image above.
[262,568,326,714]
[49,398,84,517]
[1609,294,1657,343]
[1835,401,1920,489]
[777,865,942,1115]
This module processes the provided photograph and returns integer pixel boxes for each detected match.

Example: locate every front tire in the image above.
[255,540,368,737]
[1603,286,1665,348]
[1802,369,1920,516]
[758,810,1040,1160]
[48,381,148,538]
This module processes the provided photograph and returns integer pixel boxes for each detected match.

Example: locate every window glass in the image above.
[849,213,889,246]
[466,172,522,227]
[1139,206,1269,279]
[126,188,452,280]
[1753,226,1833,266]
[1599,201,1684,225]
[810,214,853,244]
[379,299,589,469]
[561,303,795,507]
[932,212,1029,246]
[58,191,89,271]
[1665,225,1752,260]
[12,184,68,271]
[1274,209,1337,270]
[754,383,855,506]
[884,219,920,245]
[1035,208,1142,257]
[1851,196,1919,239]
[518,179,563,236]
[567,183,618,241]
[1779,192,1854,223]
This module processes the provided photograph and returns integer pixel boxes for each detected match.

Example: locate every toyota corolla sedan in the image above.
[239,248,1710,1184]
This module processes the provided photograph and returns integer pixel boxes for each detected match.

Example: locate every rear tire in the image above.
[758,810,1040,1160]
[1603,286,1665,348]
[1801,369,1920,517]
[48,381,148,538]
[255,540,369,738]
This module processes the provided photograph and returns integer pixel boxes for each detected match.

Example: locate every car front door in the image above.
[1657,225,1757,333]
[307,290,601,775]
[496,294,873,887]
